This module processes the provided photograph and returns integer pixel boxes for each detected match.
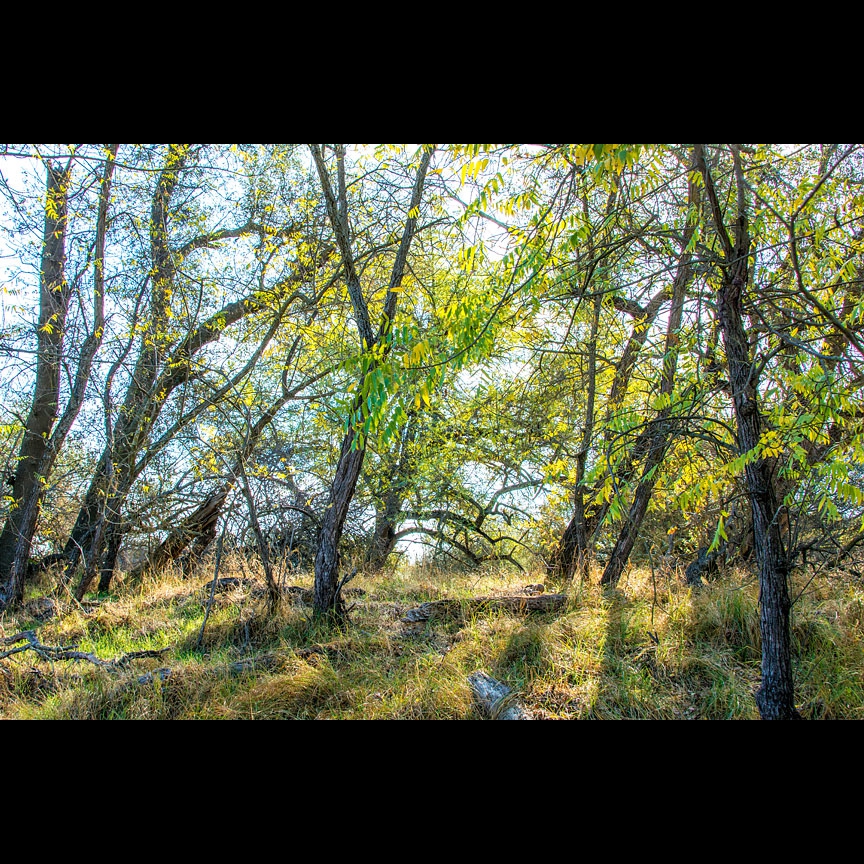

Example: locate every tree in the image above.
[57,144,326,598]
[693,143,799,719]
[0,147,118,607]
[309,144,433,621]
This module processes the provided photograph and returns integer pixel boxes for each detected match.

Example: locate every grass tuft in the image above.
[2,560,864,719]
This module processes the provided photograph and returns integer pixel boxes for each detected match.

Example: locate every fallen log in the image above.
[468,671,532,720]
[402,593,567,624]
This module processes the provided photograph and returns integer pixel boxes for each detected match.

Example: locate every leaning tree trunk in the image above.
[550,291,600,584]
[697,143,799,720]
[132,489,228,582]
[68,145,190,597]
[0,163,70,608]
[314,436,366,619]
[309,144,432,621]
[601,165,699,587]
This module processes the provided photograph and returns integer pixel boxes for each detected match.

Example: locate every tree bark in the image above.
[310,145,432,621]
[0,162,71,608]
[601,163,699,587]
[696,143,799,719]
[550,292,600,583]
[132,489,228,581]
[365,414,418,572]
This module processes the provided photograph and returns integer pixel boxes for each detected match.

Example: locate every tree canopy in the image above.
[2,143,863,719]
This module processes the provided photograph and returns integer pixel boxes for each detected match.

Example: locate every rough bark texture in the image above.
[697,143,799,720]
[313,438,365,621]
[365,415,418,572]
[310,146,432,621]
[0,163,70,608]
[133,489,228,582]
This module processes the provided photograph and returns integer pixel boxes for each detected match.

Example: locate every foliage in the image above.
[3,144,864,717]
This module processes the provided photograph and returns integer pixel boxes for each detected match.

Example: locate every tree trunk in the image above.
[313,435,366,621]
[366,506,400,573]
[550,292,600,583]
[600,164,699,587]
[601,427,671,586]
[97,524,126,593]
[697,143,799,719]
[0,162,70,608]
[365,414,418,573]
[310,145,432,620]
[132,489,228,581]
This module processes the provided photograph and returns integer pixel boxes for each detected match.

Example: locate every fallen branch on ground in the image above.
[402,593,567,623]
[1,630,169,670]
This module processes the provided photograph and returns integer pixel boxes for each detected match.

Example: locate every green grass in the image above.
[3,558,864,719]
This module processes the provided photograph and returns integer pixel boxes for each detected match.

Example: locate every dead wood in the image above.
[1,630,169,669]
[468,671,532,720]
[401,593,567,623]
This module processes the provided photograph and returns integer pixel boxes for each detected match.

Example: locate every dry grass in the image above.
[2,556,864,719]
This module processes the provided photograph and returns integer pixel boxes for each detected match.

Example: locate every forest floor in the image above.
[2,555,863,719]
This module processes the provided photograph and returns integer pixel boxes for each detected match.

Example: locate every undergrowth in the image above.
[2,556,863,719]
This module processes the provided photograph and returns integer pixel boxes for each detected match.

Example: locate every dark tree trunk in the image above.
[697,143,799,720]
[551,510,593,584]
[601,164,699,587]
[550,292,600,583]
[97,524,126,593]
[0,162,70,608]
[366,507,399,573]
[314,435,366,621]
[719,272,797,719]
[309,145,432,620]
[132,489,228,581]
[365,414,418,573]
